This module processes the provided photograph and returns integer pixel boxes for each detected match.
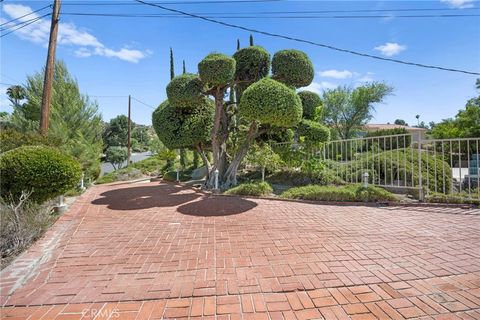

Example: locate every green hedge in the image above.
[166,73,204,107]
[298,91,322,120]
[0,129,61,153]
[297,119,330,144]
[225,181,273,196]
[152,99,214,149]
[198,53,236,87]
[282,185,397,202]
[239,78,302,128]
[0,146,82,203]
[272,49,314,88]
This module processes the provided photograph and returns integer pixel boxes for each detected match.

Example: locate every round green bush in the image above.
[0,146,82,203]
[298,91,322,120]
[166,73,204,107]
[233,46,270,85]
[298,119,330,143]
[152,99,214,150]
[272,49,314,88]
[198,53,236,87]
[239,78,302,128]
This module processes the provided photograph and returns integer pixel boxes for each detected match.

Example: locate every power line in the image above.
[61,12,480,19]
[62,0,284,5]
[135,0,480,76]
[0,4,51,27]
[132,97,156,109]
[1,15,47,32]
[1,14,51,38]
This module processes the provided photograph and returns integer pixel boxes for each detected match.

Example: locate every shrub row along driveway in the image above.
[1,181,480,319]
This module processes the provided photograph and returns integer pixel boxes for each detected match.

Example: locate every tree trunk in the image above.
[196,143,211,182]
[206,88,229,188]
[221,121,258,189]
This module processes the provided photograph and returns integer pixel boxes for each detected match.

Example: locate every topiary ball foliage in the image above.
[233,46,270,85]
[198,53,236,87]
[0,146,82,203]
[298,119,331,144]
[152,99,214,150]
[239,78,302,128]
[298,91,322,120]
[166,73,204,107]
[272,49,314,88]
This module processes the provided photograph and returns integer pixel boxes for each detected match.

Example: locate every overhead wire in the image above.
[0,4,52,27]
[134,0,480,75]
[1,13,51,38]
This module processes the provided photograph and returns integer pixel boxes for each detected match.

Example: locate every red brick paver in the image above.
[1,181,479,319]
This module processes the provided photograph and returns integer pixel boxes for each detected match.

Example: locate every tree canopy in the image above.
[322,83,393,139]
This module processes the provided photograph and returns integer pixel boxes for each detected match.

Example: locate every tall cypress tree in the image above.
[182,60,186,74]
[236,39,240,50]
[249,34,254,46]
[169,47,175,80]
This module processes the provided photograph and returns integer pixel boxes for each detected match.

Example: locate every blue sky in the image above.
[1,0,479,126]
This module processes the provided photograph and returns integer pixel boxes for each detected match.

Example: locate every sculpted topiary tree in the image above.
[153,45,328,189]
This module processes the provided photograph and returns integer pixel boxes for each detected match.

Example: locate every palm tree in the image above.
[6,85,26,108]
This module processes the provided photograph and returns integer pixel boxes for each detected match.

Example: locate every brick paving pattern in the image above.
[1,181,479,319]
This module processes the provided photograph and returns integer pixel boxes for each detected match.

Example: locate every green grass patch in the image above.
[225,181,273,197]
[281,184,397,202]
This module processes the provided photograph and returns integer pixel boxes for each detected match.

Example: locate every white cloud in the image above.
[374,42,407,57]
[2,4,150,63]
[441,0,475,8]
[301,81,337,94]
[356,72,375,84]
[318,69,354,79]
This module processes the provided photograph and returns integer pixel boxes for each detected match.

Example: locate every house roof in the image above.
[364,124,428,132]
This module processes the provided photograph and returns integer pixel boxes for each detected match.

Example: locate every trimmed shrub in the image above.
[282,184,397,202]
[198,53,236,87]
[166,73,204,107]
[426,192,479,206]
[272,49,314,88]
[0,146,82,203]
[298,91,322,120]
[268,169,343,187]
[233,46,270,88]
[0,129,61,153]
[162,170,190,182]
[225,181,273,196]
[257,127,294,144]
[152,99,214,149]
[364,128,411,150]
[239,78,302,127]
[297,120,330,144]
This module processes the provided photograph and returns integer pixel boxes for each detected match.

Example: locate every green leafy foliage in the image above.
[298,91,322,120]
[103,115,128,148]
[0,146,82,203]
[225,181,273,196]
[281,184,397,202]
[239,78,302,127]
[166,73,204,107]
[0,129,61,153]
[426,192,479,206]
[198,53,236,87]
[233,46,270,89]
[152,99,214,149]
[431,97,480,139]
[297,120,330,144]
[105,146,128,170]
[10,61,103,181]
[246,144,283,170]
[323,83,393,139]
[364,128,411,150]
[272,49,314,88]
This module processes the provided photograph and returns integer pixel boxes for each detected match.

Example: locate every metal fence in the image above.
[271,134,480,201]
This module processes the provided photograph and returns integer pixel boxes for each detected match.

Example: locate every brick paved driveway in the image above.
[1,181,480,319]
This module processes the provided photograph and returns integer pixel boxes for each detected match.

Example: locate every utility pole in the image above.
[40,0,61,135]
[127,95,132,166]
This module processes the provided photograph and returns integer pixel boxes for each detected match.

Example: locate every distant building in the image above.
[361,124,428,142]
